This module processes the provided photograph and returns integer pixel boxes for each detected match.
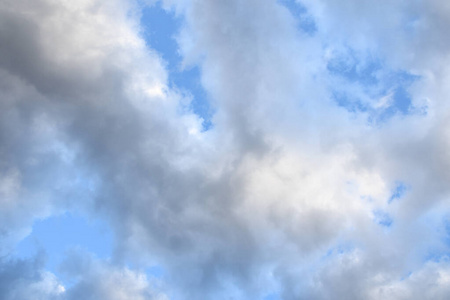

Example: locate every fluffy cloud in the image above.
[60,250,168,300]
[1,0,450,299]
[0,251,167,300]
[0,253,65,300]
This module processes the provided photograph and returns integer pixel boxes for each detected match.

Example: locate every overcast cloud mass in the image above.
[1,0,450,299]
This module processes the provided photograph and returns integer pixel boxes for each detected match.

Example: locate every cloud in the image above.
[0,253,64,300]
[1,0,450,299]
[0,250,167,300]
[59,250,168,300]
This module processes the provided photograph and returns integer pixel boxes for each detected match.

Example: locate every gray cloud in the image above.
[0,250,167,300]
[1,0,450,299]
[59,250,168,300]
[0,252,64,300]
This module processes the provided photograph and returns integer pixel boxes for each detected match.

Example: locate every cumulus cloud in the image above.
[1,0,450,299]
[59,250,168,300]
[0,250,167,300]
[0,252,65,300]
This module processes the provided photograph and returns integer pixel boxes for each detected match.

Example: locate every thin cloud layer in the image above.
[1,0,450,299]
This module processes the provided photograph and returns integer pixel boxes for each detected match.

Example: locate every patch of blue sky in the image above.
[421,226,450,263]
[15,212,113,275]
[400,271,413,281]
[333,91,368,114]
[140,3,213,130]
[372,210,393,228]
[146,265,164,278]
[375,72,421,122]
[327,48,381,86]
[322,241,355,261]
[278,0,317,35]
[140,3,181,74]
[438,218,450,252]
[328,48,421,123]
[415,214,450,263]
[388,181,408,204]
[263,292,281,300]
[424,251,450,263]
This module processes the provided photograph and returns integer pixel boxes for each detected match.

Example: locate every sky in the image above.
[1,0,450,299]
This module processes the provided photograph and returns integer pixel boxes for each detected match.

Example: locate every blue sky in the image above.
[141,3,213,130]
[15,213,112,272]
[1,0,450,299]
